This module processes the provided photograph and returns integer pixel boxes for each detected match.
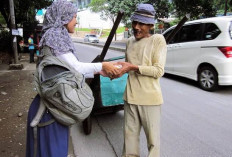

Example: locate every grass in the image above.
[75,27,125,38]
[99,27,125,38]
[75,28,91,31]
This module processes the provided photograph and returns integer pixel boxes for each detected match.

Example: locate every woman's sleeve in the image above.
[58,53,102,78]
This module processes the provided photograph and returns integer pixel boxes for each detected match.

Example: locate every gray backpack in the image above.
[31,46,94,127]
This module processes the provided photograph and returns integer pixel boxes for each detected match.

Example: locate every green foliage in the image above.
[116,27,125,34]
[214,0,231,10]
[75,28,92,32]
[89,0,171,27]
[107,0,170,26]
[101,27,125,37]
[0,13,6,25]
[89,0,114,21]
[0,30,11,51]
[169,18,181,27]
[0,0,52,29]
[172,0,217,19]
[89,0,106,12]
[89,0,232,24]
[75,27,125,38]
[214,0,232,15]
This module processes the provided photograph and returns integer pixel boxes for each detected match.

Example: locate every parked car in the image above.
[84,34,99,43]
[162,16,232,91]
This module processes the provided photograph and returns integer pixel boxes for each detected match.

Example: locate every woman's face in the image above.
[66,14,77,33]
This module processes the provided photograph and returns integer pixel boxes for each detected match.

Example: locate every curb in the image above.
[9,63,24,70]
[73,41,126,52]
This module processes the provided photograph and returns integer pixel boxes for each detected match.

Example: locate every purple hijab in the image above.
[39,0,78,56]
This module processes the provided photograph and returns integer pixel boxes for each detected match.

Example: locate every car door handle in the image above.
[175,44,181,48]
[167,45,173,50]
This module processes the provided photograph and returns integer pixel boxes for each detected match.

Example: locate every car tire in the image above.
[198,66,218,91]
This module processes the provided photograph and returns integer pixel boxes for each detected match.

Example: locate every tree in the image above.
[213,0,232,15]
[89,0,171,26]
[89,0,116,27]
[107,0,170,27]
[0,0,52,29]
[89,0,171,40]
[172,0,217,19]
[221,0,232,15]
[88,0,117,40]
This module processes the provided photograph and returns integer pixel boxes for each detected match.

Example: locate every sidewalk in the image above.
[0,53,37,157]
[0,53,36,72]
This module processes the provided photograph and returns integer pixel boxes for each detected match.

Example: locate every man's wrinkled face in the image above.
[132,21,153,40]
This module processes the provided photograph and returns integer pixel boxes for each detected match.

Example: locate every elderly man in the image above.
[117,3,167,157]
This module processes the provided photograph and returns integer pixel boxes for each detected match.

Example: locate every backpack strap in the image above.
[32,126,38,157]
[40,46,54,57]
[30,100,46,127]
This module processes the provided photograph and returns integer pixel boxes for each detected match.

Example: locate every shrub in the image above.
[0,30,11,52]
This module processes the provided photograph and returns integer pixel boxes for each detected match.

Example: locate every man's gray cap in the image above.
[131,3,155,25]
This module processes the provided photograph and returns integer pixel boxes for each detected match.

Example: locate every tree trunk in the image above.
[224,0,228,16]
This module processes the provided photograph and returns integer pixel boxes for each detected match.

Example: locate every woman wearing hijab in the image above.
[26,1,118,157]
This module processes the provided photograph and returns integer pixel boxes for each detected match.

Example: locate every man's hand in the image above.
[100,62,138,79]
[102,62,120,78]
[113,61,139,78]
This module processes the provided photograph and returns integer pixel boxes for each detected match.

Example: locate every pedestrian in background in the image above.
[28,33,35,63]
[115,3,167,157]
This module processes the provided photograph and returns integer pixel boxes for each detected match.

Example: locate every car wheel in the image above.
[198,66,218,91]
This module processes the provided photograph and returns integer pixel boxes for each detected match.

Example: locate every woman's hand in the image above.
[99,70,108,77]
[102,62,120,78]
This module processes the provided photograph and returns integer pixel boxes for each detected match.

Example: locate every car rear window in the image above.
[203,23,221,40]
[89,35,97,37]
[229,21,232,39]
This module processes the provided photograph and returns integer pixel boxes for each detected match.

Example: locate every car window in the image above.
[203,23,221,40]
[89,35,97,37]
[178,23,201,43]
[163,29,172,40]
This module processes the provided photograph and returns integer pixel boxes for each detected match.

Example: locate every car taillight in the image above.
[218,47,232,58]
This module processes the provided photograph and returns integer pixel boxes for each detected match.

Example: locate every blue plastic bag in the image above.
[100,74,128,106]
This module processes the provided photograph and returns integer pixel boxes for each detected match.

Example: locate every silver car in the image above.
[84,34,99,43]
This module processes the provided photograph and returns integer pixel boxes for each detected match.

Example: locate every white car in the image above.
[163,16,232,91]
[84,34,99,43]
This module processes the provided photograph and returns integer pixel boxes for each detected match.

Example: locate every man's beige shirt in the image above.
[124,34,167,105]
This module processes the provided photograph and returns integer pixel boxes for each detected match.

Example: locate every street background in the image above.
[1,38,232,157]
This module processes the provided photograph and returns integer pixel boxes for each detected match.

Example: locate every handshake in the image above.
[100,61,138,79]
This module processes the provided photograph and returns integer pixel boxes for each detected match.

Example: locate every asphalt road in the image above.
[72,37,127,51]
[71,43,232,157]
